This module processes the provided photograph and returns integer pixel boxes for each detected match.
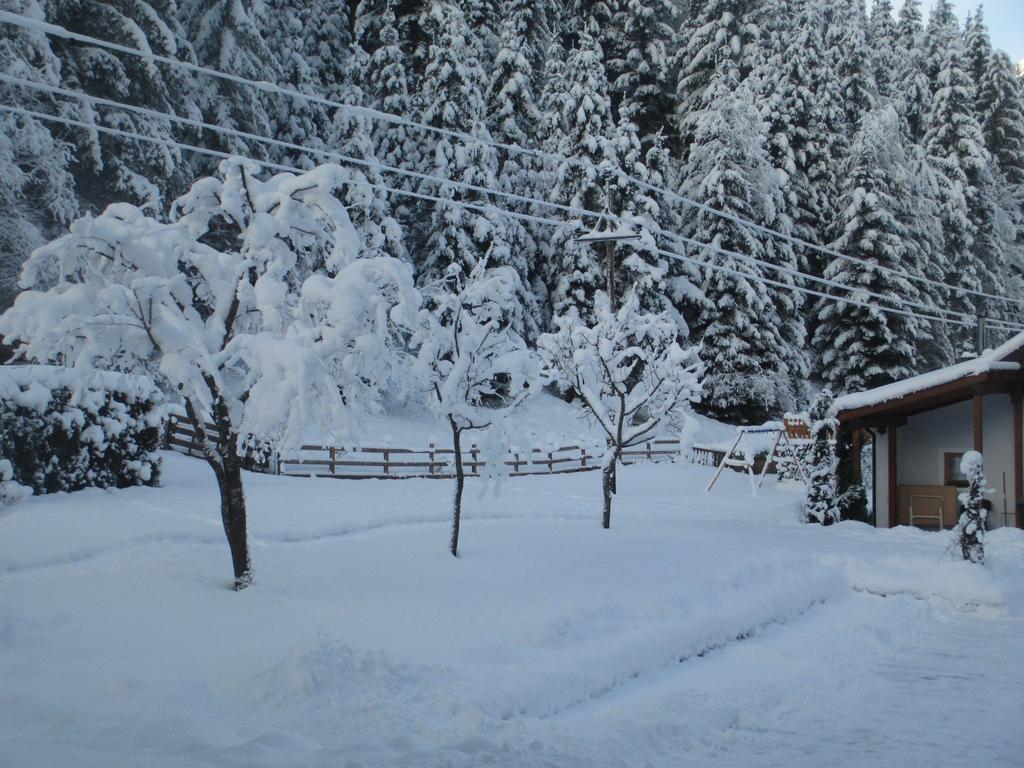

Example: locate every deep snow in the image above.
[1,451,1022,767]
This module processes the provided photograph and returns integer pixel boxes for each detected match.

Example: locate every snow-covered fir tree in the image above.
[181,0,276,164]
[813,105,922,392]
[868,0,899,99]
[925,41,1003,353]
[895,0,932,143]
[0,0,77,310]
[803,388,840,525]
[413,2,505,278]
[545,31,616,323]
[823,0,877,137]
[680,64,803,423]
[362,0,419,197]
[954,450,987,563]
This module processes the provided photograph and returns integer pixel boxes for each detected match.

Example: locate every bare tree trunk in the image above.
[602,445,620,529]
[450,422,464,557]
[216,450,252,590]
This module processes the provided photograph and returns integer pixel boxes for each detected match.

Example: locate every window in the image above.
[944,452,968,487]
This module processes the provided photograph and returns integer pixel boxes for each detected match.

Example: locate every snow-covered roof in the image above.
[834,332,1024,414]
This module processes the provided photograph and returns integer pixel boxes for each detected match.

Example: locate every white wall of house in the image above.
[873,394,1020,529]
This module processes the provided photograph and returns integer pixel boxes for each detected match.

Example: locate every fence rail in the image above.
[164,415,731,480]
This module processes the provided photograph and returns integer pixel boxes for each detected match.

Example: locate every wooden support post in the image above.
[888,426,898,528]
[329,446,336,476]
[1014,389,1023,529]
[973,393,984,453]
[383,448,389,475]
[851,428,862,483]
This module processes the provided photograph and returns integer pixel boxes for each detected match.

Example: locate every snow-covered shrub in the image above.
[0,365,161,495]
[954,451,987,564]
[539,289,702,529]
[0,458,32,507]
[0,160,421,590]
[803,389,840,526]
[415,261,536,557]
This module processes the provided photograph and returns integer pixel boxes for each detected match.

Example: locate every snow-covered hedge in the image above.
[0,366,162,496]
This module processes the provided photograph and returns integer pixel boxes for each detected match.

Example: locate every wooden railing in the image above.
[163,414,729,479]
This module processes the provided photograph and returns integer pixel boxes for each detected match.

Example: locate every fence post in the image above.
[646,441,652,461]
[329,446,336,476]
[514,451,521,474]
[471,444,479,476]
[383,448,389,476]
[548,451,554,473]
[581,447,587,468]
[429,443,435,476]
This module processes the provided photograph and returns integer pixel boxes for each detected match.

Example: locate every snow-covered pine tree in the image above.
[546,31,616,323]
[264,0,329,170]
[673,0,759,152]
[749,0,834,274]
[303,0,355,101]
[813,105,922,392]
[327,58,408,264]
[0,0,77,310]
[978,51,1024,188]
[900,145,955,369]
[362,0,419,203]
[922,0,961,88]
[46,0,201,209]
[822,0,877,137]
[894,0,932,143]
[955,450,987,563]
[679,63,801,423]
[962,7,991,94]
[925,41,1003,354]
[868,0,898,99]
[181,0,276,165]
[538,288,701,529]
[415,261,535,557]
[484,0,544,336]
[803,388,840,525]
[0,160,423,589]
[602,115,667,315]
[606,0,680,151]
[414,2,515,317]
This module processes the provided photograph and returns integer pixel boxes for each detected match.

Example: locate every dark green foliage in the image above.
[0,380,161,495]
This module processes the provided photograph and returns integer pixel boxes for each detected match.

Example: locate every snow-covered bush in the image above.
[0,458,32,507]
[0,365,161,496]
[954,451,987,564]
[0,160,421,590]
[415,260,536,557]
[803,389,840,526]
[539,289,702,529]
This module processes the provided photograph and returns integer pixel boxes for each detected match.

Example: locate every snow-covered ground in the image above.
[1,451,1023,767]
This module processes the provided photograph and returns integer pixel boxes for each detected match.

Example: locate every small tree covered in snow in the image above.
[804,389,840,526]
[415,261,535,557]
[539,289,702,529]
[955,451,987,564]
[0,160,421,589]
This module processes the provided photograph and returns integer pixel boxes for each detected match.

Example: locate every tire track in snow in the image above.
[532,595,831,721]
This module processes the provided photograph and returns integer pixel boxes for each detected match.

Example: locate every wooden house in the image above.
[835,333,1024,531]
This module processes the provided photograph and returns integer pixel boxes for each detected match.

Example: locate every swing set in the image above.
[704,417,812,495]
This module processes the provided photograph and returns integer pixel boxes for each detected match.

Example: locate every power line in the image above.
[5,73,1000,329]
[3,8,1022,312]
[2,102,1001,335]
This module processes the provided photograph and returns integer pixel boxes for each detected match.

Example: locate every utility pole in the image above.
[575,208,640,311]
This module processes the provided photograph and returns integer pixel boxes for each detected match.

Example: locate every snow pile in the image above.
[0,364,162,495]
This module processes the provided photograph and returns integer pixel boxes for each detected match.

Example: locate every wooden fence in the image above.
[164,414,729,480]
